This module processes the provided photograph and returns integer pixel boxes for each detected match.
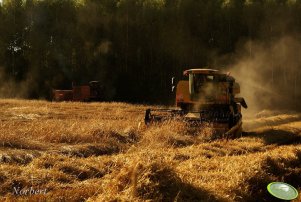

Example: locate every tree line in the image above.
[0,0,301,109]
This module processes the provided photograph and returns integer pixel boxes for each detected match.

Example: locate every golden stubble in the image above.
[0,99,300,202]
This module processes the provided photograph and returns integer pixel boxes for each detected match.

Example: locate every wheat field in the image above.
[0,99,300,202]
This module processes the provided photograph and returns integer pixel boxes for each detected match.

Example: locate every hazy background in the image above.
[0,0,301,112]
[227,35,301,115]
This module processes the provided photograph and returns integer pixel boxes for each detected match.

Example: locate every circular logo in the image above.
[267,182,299,200]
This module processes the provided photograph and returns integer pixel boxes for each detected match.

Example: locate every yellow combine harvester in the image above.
[145,69,248,138]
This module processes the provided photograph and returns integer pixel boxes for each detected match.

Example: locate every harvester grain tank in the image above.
[145,69,248,138]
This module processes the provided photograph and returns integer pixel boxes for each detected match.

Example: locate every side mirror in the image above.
[172,77,175,85]
[171,77,176,92]
[172,86,175,92]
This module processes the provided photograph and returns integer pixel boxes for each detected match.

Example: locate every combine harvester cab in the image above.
[145,69,248,138]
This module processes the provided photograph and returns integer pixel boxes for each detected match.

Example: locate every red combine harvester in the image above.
[52,81,103,102]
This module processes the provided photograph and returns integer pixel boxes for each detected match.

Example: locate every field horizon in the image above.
[0,99,300,202]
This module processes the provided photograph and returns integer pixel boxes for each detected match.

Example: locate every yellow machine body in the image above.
[145,68,247,138]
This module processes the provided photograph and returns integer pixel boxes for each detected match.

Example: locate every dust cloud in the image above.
[0,69,34,99]
[225,35,301,117]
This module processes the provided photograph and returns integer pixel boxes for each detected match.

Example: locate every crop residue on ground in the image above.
[0,99,300,201]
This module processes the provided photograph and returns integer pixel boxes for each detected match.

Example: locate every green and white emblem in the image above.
[267,182,299,200]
